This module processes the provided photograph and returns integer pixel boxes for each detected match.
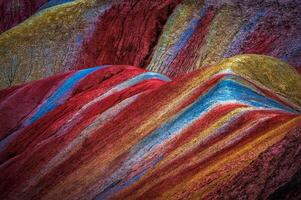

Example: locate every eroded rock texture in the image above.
[0,55,300,199]
[0,0,300,87]
[0,0,48,33]
[0,0,300,199]
[0,0,180,88]
[147,0,301,76]
[0,0,77,33]
[205,123,301,200]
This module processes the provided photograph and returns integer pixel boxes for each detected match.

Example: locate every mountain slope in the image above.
[0,0,300,88]
[0,55,300,199]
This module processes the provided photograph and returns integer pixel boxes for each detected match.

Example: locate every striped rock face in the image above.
[147,0,301,76]
[0,0,180,88]
[0,55,300,199]
[0,0,301,199]
[0,0,300,88]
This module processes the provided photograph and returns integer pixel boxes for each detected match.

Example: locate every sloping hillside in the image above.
[0,55,300,199]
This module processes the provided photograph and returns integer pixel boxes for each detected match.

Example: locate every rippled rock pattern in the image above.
[148,0,301,76]
[0,0,180,88]
[0,0,301,200]
[0,55,301,199]
[0,0,300,87]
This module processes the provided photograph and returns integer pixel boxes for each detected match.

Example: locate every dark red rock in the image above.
[0,0,47,33]
[73,0,181,70]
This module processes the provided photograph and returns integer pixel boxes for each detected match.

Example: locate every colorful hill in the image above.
[0,0,300,88]
[0,0,301,199]
[0,0,180,88]
[0,55,300,199]
[147,0,301,76]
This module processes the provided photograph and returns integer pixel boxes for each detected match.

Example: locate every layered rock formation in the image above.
[0,0,180,88]
[0,0,300,199]
[0,55,300,199]
[0,0,300,88]
[147,0,301,76]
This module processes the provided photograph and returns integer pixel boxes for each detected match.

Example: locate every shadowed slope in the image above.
[0,55,300,199]
[0,0,79,33]
[0,0,48,33]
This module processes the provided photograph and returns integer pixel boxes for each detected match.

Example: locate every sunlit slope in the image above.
[0,55,300,199]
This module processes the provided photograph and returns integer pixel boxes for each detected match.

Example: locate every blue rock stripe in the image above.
[130,75,298,166]
[25,66,109,125]
[93,74,298,200]
[223,10,267,57]
[38,0,75,11]
[162,6,208,67]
